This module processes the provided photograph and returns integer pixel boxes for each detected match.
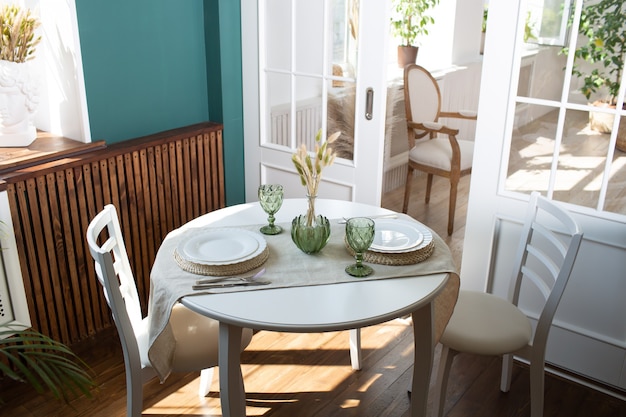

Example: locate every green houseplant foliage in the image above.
[390,0,440,47]
[0,325,96,403]
[0,4,41,63]
[564,0,626,105]
[0,230,95,403]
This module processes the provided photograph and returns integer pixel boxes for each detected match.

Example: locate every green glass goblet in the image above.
[345,217,375,277]
[258,184,284,235]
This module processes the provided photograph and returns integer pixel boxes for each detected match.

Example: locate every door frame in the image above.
[241,0,390,205]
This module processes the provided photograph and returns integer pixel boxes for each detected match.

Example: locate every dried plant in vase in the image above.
[290,129,340,254]
[0,4,41,63]
[291,129,339,225]
[0,4,42,146]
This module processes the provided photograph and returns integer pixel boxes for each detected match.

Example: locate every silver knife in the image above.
[195,268,266,285]
[192,280,271,290]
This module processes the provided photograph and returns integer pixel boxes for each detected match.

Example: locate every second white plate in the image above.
[177,228,266,265]
[370,219,429,253]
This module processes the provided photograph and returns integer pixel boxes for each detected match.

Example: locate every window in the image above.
[526,0,573,46]
[505,0,626,216]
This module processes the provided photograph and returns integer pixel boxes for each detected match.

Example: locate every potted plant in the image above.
[480,5,488,55]
[0,4,42,146]
[390,0,440,67]
[0,325,96,403]
[563,0,626,151]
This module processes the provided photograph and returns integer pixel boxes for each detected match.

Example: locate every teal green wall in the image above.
[205,1,246,205]
[75,0,246,205]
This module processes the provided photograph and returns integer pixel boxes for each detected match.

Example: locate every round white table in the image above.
[177,199,450,417]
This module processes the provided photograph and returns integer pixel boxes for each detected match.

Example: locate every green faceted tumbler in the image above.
[258,184,284,235]
[345,217,375,277]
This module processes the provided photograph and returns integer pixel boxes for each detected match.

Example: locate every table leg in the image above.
[410,302,434,417]
[349,328,362,370]
[218,322,246,417]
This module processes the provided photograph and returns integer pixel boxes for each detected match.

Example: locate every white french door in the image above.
[465,0,626,391]
[241,0,389,205]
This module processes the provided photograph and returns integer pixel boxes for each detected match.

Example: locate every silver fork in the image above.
[192,279,271,290]
[194,268,266,285]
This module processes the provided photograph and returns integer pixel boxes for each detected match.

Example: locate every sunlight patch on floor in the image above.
[340,398,360,409]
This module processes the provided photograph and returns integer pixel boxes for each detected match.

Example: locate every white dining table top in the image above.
[177,198,450,332]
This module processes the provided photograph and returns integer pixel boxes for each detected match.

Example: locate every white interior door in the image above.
[464,0,626,391]
[242,0,389,205]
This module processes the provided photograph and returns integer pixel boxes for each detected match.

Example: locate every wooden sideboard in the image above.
[1,122,225,346]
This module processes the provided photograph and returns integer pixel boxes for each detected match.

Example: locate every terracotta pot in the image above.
[397,45,418,69]
[588,101,626,152]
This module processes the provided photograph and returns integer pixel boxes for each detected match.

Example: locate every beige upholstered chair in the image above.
[432,192,583,417]
[402,64,477,235]
[86,204,253,417]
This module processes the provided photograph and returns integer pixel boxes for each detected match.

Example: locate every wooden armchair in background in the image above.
[402,64,477,235]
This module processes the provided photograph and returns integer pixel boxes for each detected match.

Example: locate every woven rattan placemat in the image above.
[173,246,269,276]
[345,237,435,265]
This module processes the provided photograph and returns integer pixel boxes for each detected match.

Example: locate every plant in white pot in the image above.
[390,0,439,68]
[563,0,626,151]
[0,4,41,147]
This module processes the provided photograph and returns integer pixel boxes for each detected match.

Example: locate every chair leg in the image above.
[500,353,514,392]
[447,178,459,235]
[529,358,546,417]
[402,166,415,213]
[425,174,434,204]
[349,328,362,370]
[126,354,147,417]
[432,345,458,417]
[199,367,215,397]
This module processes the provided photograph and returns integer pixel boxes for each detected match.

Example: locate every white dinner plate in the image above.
[369,219,431,253]
[177,228,266,265]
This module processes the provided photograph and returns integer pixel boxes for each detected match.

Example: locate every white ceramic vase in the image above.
[0,60,39,147]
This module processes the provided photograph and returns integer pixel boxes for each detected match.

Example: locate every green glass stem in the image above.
[355,251,364,268]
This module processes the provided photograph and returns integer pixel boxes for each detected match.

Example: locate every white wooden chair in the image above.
[432,192,583,417]
[402,64,477,235]
[86,204,253,417]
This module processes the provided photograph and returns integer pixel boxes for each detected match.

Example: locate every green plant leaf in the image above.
[563,0,625,104]
[0,326,96,403]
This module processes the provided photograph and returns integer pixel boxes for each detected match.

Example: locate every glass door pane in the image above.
[262,0,359,161]
[504,0,626,215]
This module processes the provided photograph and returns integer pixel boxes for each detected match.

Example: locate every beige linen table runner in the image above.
[148,216,459,381]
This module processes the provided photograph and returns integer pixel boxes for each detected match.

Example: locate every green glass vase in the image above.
[291,214,331,254]
[291,195,330,254]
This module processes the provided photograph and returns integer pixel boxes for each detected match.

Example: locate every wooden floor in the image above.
[1,177,625,417]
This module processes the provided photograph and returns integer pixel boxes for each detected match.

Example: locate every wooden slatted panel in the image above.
[5,123,225,345]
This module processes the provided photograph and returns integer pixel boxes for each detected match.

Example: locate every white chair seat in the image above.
[431,192,583,417]
[409,138,474,172]
[169,302,252,371]
[440,290,532,356]
[87,204,254,417]
[135,318,152,369]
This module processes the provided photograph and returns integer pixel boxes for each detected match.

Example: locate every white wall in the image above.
[25,0,90,142]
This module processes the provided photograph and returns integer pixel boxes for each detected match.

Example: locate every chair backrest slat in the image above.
[508,192,583,347]
[520,265,552,300]
[525,244,559,284]
[86,204,144,346]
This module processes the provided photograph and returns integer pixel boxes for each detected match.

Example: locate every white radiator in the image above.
[271,98,322,150]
